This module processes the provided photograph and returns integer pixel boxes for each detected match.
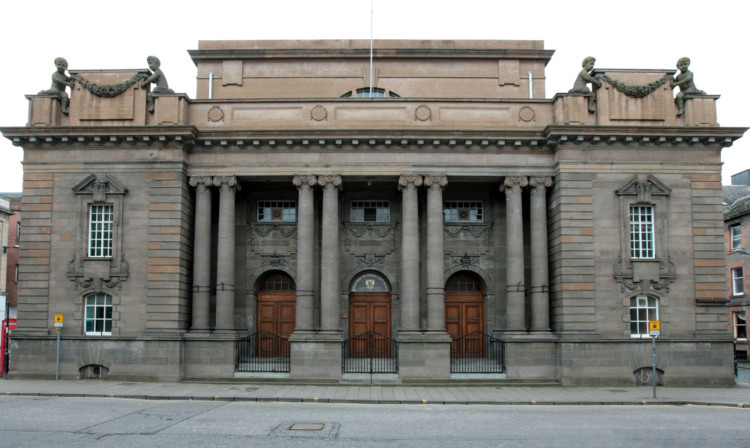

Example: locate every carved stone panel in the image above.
[444,224,492,256]
[248,224,297,256]
[343,223,397,257]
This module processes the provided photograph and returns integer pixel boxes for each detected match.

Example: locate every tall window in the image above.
[88,205,113,258]
[630,295,658,338]
[630,205,654,259]
[732,267,745,296]
[735,312,747,340]
[85,293,113,336]
[351,201,390,222]
[731,225,742,251]
[444,201,484,223]
[257,201,296,222]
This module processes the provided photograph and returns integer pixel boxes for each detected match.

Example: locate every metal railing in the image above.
[235,331,290,373]
[450,331,504,373]
[342,331,398,374]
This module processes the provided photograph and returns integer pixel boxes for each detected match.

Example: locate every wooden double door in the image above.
[348,292,391,357]
[257,292,296,339]
[445,290,484,357]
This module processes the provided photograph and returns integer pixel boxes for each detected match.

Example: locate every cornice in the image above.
[544,125,747,148]
[188,48,555,62]
[1,125,199,147]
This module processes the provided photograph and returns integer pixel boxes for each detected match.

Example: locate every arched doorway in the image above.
[445,272,484,356]
[257,272,296,339]
[349,271,391,339]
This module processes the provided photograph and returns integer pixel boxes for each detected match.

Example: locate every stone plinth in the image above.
[290,331,343,379]
[154,93,190,125]
[684,95,719,127]
[397,331,451,380]
[183,334,236,379]
[27,95,66,127]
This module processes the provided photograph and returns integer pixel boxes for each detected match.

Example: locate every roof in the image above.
[723,185,750,207]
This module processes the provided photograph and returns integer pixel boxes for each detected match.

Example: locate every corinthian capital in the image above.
[529,176,553,189]
[424,175,448,189]
[501,176,528,192]
[317,175,342,190]
[212,175,238,187]
[293,175,317,189]
[398,175,423,190]
[189,176,213,188]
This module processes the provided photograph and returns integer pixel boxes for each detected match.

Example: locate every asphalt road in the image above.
[1,396,748,447]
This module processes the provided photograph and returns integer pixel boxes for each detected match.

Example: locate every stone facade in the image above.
[1,40,746,385]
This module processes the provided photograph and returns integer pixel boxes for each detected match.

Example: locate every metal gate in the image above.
[450,331,504,373]
[342,331,398,373]
[235,331,290,373]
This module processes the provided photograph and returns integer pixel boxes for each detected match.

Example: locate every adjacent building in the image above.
[723,172,750,362]
[1,40,746,386]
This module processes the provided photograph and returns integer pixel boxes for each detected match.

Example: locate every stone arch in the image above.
[443,264,494,295]
[341,266,399,297]
[247,265,297,292]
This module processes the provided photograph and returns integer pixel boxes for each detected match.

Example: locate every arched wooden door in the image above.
[257,272,296,340]
[445,273,484,357]
[348,272,392,357]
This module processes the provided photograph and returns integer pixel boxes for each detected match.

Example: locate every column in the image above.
[189,176,212,332]
[399,175,423,331]
[425,175,448,332]
[503,176,528,332]
[214,176,239,332]
[530,176,553,332]
[293,175,317,331]
[319,175,342,332]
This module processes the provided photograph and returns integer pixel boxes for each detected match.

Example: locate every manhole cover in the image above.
[290,423,325,431]
[270,421,340,439]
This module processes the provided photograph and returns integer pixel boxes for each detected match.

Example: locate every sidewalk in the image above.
[1,379,750,407]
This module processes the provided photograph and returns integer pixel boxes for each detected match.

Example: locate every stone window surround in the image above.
[68,174,129,292]
[74,289,121,336]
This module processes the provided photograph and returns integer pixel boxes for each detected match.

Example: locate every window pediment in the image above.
[615,175,671,203]
[73,174,129,202]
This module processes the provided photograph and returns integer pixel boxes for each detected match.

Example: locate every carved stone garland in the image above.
[600,74,672,99]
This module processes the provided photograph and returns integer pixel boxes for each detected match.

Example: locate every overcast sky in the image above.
[1,0,747,192]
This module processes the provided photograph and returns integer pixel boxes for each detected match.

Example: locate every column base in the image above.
[397,331,452,380]
[290,330,343,380]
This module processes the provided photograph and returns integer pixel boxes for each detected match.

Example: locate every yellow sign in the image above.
[54,314,63,323]
[649,321,660,331]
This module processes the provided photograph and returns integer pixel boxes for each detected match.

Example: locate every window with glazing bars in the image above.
[630,295,658,338]
[629,205,654,258]
[85,293,112,335]
[88,205,113,257]
[444,201,483,222]
[257,201,296,222]
[351,201,390,222]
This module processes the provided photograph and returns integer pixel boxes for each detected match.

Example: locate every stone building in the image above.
[1,40,746,385]
[723,171,750,362]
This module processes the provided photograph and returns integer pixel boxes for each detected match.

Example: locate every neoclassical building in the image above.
[2,40,746,385]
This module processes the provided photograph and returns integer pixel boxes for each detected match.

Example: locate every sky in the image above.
[1,0,748,192]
